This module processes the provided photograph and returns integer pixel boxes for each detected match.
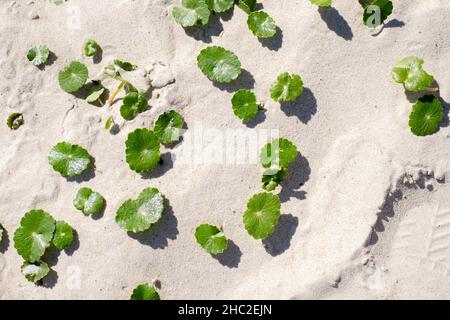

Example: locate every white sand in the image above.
[0,0,450,299]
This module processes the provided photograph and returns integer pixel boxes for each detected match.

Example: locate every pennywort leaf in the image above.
[172,0,210,27]
[26,45,50,66]
[48,142,93,177]
[73,187,105,215]
[262,167,288,192]
[195,224,228,255]
[86,83,105,104]
[21,261,50,283]
[116,187,164,233]
[7,113,24,130]
[247,11,277,38]
[206,0,234,13]
[114,59,137,72]
[58,61,89,93]
[197,46,242,83]
[120,92,148,121]
[310,0,332,6]
[153,110,185,145]
[125,129,161,174]
[243,192,281,239]
[130,283,161,300]
[237,0,257,14]
[52,221,74,250]
[83,39,100,57]
[231,89,261,122]
[270,72,303,102]
[391,56,435,92]
[408,95,443,136]
[260,138,298,170]
[360,0,393,28]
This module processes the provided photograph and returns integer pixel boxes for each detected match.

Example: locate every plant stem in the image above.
[108,80,127,106]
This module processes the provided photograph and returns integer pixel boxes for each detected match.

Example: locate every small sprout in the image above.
[114,59,137,72]
[52,221,74,250]
[73,187,105,215]
[13,210,55,262]
[247,11,277,38]
[391,56,435,92]
[153,110,185,145]
[125,128,161,174]
[243,192,281,239]
[21,261,50,283]
[231,89,262,122]
[86,83,105,104]
[195,224,228,255]
[310,0,332,6]
[130,283,161,300]
[206,0,234,13]
[48,141,93,177]
[197,46,242,83]
[237,0,257,14]
[58,61,89,93]
[270,72,303,102]
[172,0,210,27]
[105,116,115,130]
[409,95,443,136]
[359,0,393,28]
[7,113,24,130]
[116,187,164,233]
[26,45,50,66]
[83,39,100,57]
[120,92,149,121]
[262,167,288,192]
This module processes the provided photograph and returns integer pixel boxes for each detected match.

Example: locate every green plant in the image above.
[125,129,161,173]
[7,113,24,130]
[231,89,262,122]
[58,61,89,93]
[52,221,74,250]
[48,142,93,177]
[409,95,443,136]
[86,83,106,104]
[130,283,161,300]
[247,11,276,38]
[237,0,257,14]
[116,188,164,232]
[195,224,228,254]
[120,92,148,120]
[103,61,138,106]
[391,56,435,92]
[26,45,50,66]
[114,59,137,72]
[206,0,234,13]
[83,39,100,57]
[359,0,393,28]
[73,187,105,215]
[0,224,4,244]
[243,192,281,239]
[172,0,210,27]
[21,261,50,283]
[197,46,242,83]
[310,0,332,6]
[270,72,303,102]
[153,110,185,145]
[105,116,115,130]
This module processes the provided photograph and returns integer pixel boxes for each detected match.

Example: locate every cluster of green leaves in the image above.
[48,141,93,177]
[195,224,228,254]
[7,113,24,130]
[26,45,50,67]
[73,187,106,215]
[359,0,393,28]
[83,39,100,58]
[13,210,74,283]
[231,89,263,122]
[58,61,89,93]
[391,56,435,92]
[116,187,164,233]
[103,59,139,107]
[270,72,303,102]
[243,192,281,239]
[130,283,161,300]
[197,46,242,83]
[310,0,332,6]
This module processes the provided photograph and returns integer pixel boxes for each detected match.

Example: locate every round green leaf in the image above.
[172,0,210,27]
[243,192,281,240]
[270,72,303,102]
[26,45,50,66]
[13,210,56,262]
[125,128,161,174]
[52,221,74,250]
[116,187,164,233]
[21,261,50,283]
[73,187,105,215]
[86,83,105,103]
[237,0,257,14]
[310,0,332,6]
[260,138,298,170]
[195,224,228,255]
[197,46,242,83]
[7,113,24,130]
[231,89,259,122]
[408,95,443,136]
[48,142,92,177]
[83,39,100,57]
[120,92,148,121]
[361,0,393,28]
[205,0,234,13]
[247,11,276,38]
[153,110,184,145]
[130,283,161,300]
[58,61,89,93]
[391,56,434,92]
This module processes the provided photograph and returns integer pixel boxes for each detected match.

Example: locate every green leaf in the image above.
[153,110,184,145]
[52,221,74,250]
[408,95,443,136]
[360,0,393,28]
[261,167,288,191]
[231,89,259,122]
[172,0,210,27]
[26,45,50,66]
[310,0,332,6]
[7,113,24,130]
[237,0,257,14]
[58,61,89,93]
[195,224,228,255]
[105,116,115,130]
[260,138,298,170]
[83,39,100,57]
[197,46,242,83]
[50,0,66,5]
[391,56,434,92]
[114,59,137,72]
[73,187,105,215]
[270,72,303,102]
[130,283,161,300]
[0,224,4,243]
[120,92,148,121]
[48,141,93,177]
[86,83,105,103]
[206,0,234,13]
[116,187,164,233]
[21,261,50,283]
[125,129,161,174]
[243,192,281,239]
[13,210,55,262]
[247,11,276,38]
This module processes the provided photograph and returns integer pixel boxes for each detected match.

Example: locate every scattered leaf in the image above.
[114,59,137,72]
[247,11,276,38]
[48,141,93,177]
[360,0,393,28]
[130,283,161,300]
[153,110,184,145]
[86,83,105,104]
[270,72,303,102]
[261,167,288,191]
[172,0,210,27]
[391,56,435,92]
[260,138,298,170]
[83,39,100,57]
[7,113,24,130]
[120,92,148,121]
[105,116,115,130]
[73,187,105,215]
[409,95,443,136]
[58,61,89,93]
[237,0,257,14]
[206,0,234,13]
[52,221,74,250]
[231,89,260,122]
[197,46,242,83]
[21,261,50,283]
[125,129,161,174]
[243,192,281,239]
[195,224,228,255]
[26,45,50,66]
[310,0,332,6]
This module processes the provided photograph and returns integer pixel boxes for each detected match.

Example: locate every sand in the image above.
[0,0,450,299]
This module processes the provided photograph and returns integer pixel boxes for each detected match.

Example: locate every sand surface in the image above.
[1,0,450,299]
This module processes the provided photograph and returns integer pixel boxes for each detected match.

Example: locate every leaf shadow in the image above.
[262,214,299,256]
[279,153,311,203]
[40,269,58,289]
[65,229,80,256]
[141,152,174,180]
[245,109,266,128]
[213,69,255,93]
[438,96,450,132]
[212,239,242,268]
[127,199,179,249]
[280,87,317,124]
[258,27,283,51]
[183,14,224,43]
[371,19,405,37]
[0,227,10,253]
[318,7,353,41]
[93,46,103,64]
